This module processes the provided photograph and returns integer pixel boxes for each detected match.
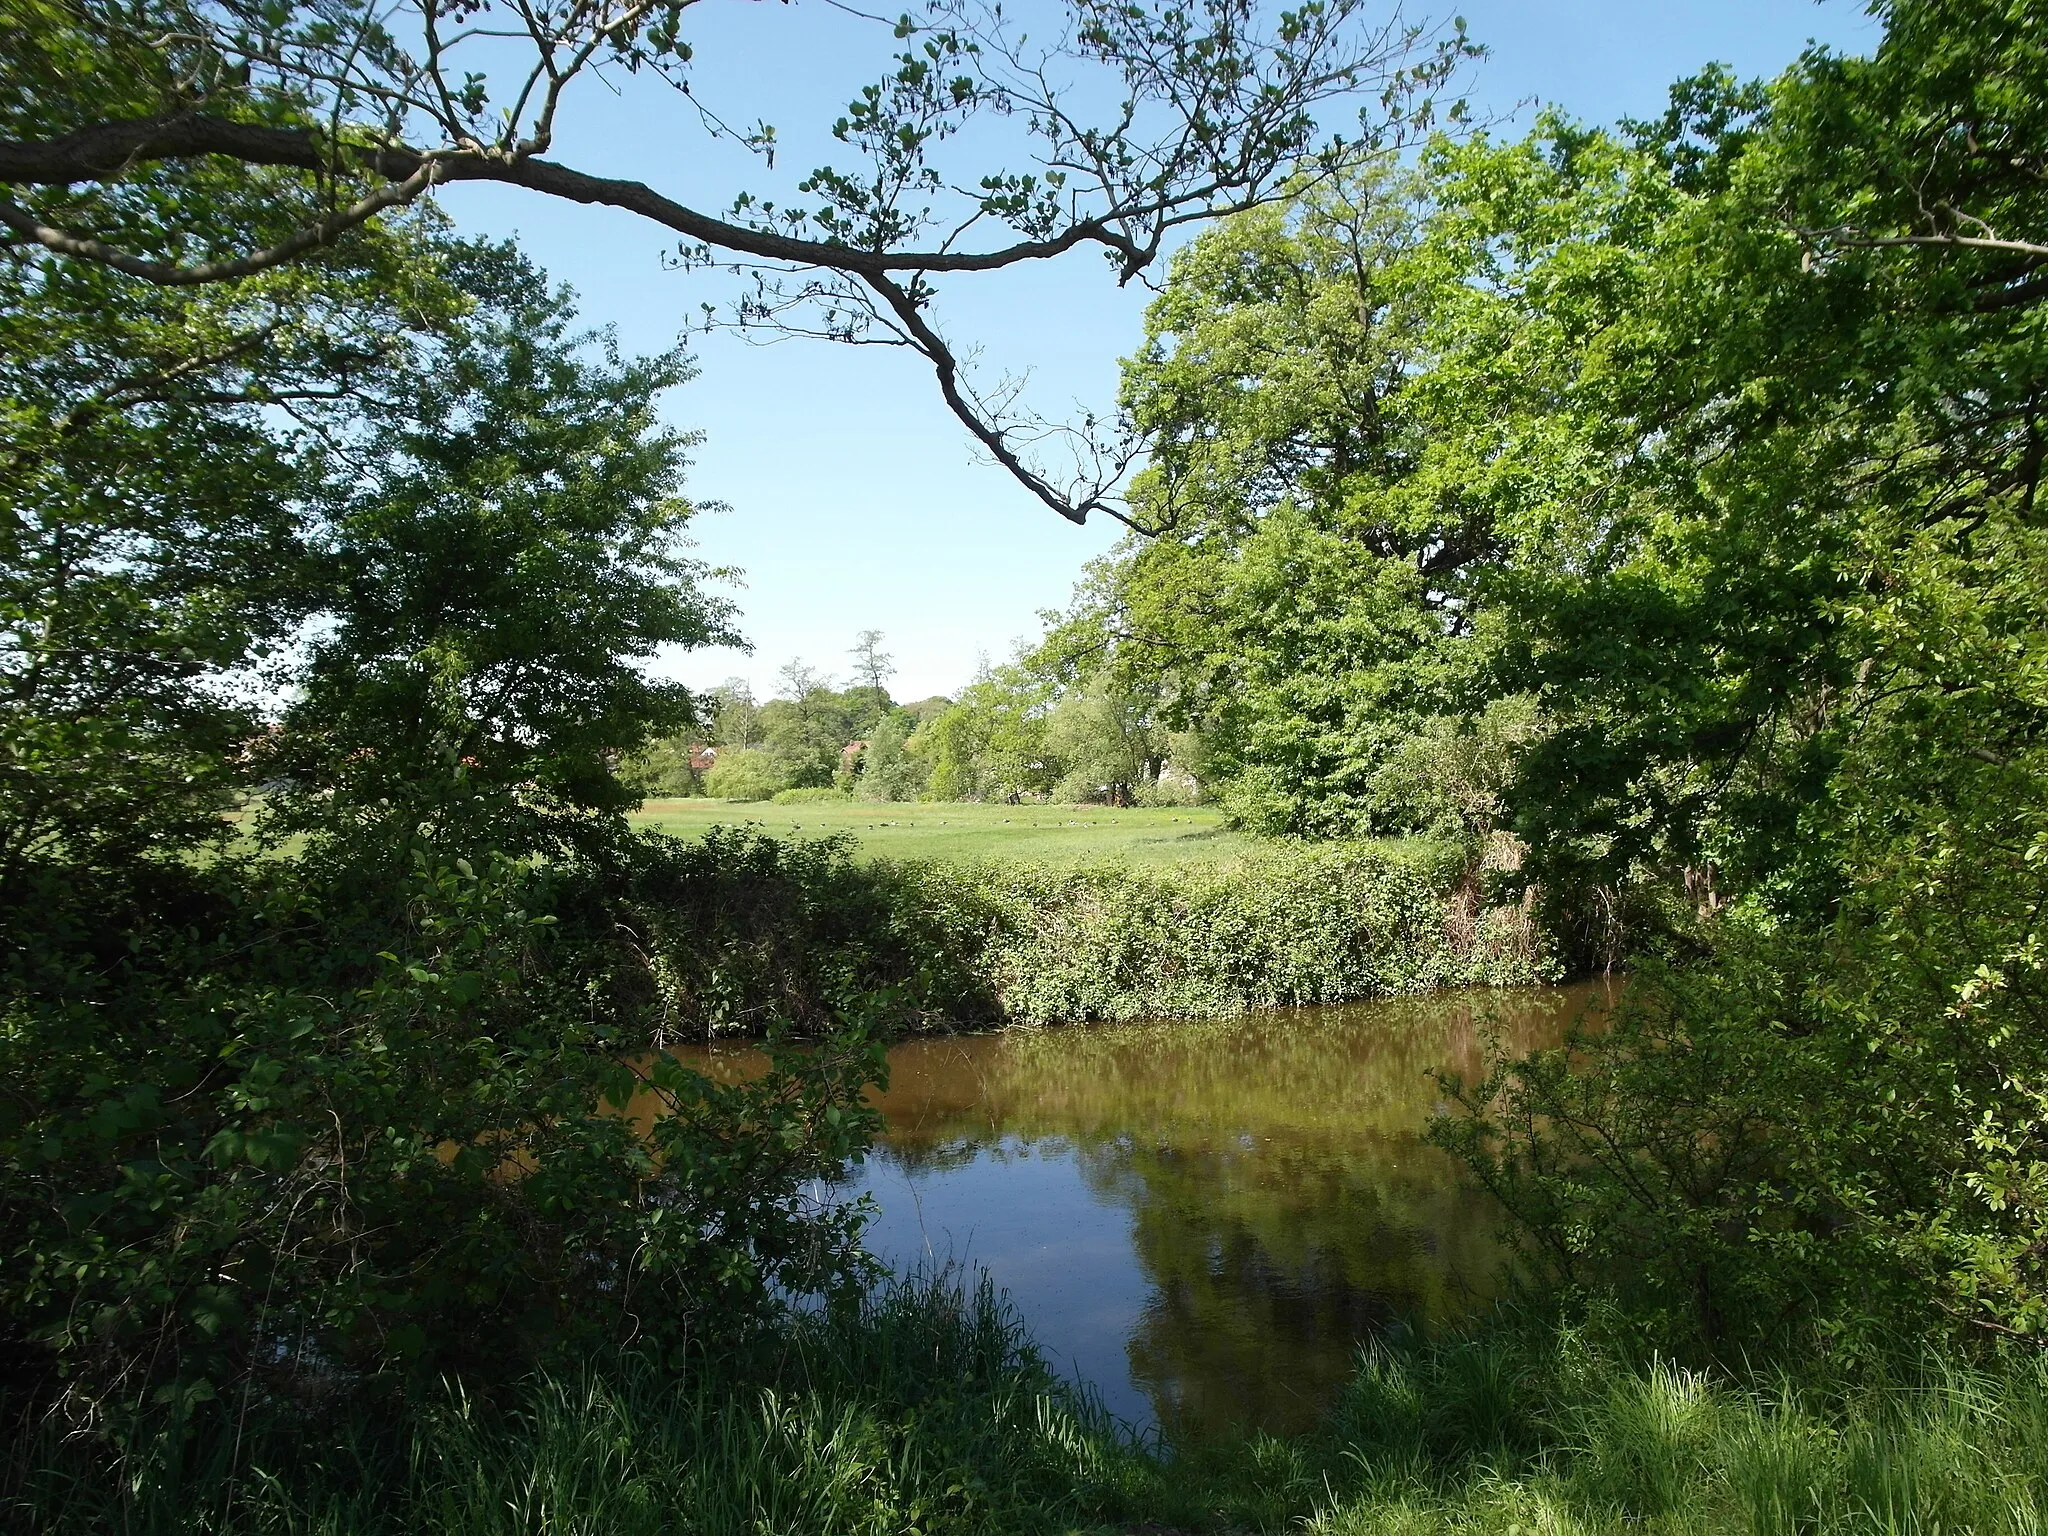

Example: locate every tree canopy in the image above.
[992,0,2048,1350]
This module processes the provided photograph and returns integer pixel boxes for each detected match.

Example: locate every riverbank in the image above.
[8,839,2034,1535]
[604,824,1552,1033]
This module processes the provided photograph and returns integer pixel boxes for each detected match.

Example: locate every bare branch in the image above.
[861,271,1149,530]
[1799,223,2048,260]
[0,114,1145,274]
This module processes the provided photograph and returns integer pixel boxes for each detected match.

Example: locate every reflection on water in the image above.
[839,984,1604,1442]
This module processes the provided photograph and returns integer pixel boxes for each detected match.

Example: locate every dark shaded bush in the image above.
[583,826,1002,1037]
[1434,921,2048,1365]
[0,846,881,1448]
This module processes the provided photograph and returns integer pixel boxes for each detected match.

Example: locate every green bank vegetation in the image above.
[539,825,1543,1035]
[7,0,2048,1531]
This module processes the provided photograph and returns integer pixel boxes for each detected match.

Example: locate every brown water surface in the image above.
[819,982,1603,1442]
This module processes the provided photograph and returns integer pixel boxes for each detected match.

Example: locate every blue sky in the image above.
[444,0,1881,704]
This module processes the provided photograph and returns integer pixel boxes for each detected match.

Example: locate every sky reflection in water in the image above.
[835,983,1607,1443]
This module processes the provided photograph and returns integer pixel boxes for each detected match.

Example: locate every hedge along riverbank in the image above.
[589,825,1552,1035]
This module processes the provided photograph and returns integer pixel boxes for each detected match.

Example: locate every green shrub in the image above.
[704,747,785,801]
[608,829,1553,1030]
[930,838,1551,1024]
[771,786,853,805]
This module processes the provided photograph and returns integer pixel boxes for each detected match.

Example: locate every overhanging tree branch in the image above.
[0,112,1180,277]
[0,155,451,285]
[1800,223,2048,260]
[863,270,1149,531]
[2,0,1474,522]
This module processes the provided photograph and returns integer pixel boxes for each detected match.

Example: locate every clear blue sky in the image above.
[444,1,1881,704]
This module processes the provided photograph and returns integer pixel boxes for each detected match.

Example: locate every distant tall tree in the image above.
[847,630,897,730]
[849,630,895,697]
[776,659,833,717]
[708,678,763,749]
[1071,152,1510,836]
[855,713,927,802]
[763,659,853,788]
[916,655,1061,802]
[1045,675,1164,806]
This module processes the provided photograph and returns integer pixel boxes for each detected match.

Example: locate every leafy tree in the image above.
[707,678,765,749]
[1044,674,1164,805]
[0,0,1473,524]
[0,132,866,1448]
[0,196,461,878]
[914,656,1061,801]
[255,243,735,867]
[847,629,897,731]
[705,746,789,802]
[1060,151,1546,834]
[1433,1,2048,1355]
[761,659,857,789]
[855,710,929,802]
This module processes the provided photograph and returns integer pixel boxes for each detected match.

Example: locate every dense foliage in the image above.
[0,148,865,1456]
[256,244,733,867]
[562,823,1549,1033]
[1428,0,2048,1359]
[983,0,2048,1360]
[0,849,881,1441]
[941,836,1545,1022]
[11,0,2048,1526]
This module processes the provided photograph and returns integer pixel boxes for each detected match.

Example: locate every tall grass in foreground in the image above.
[2,1274,1151,1536]
[10,1283,2048,1535]
[1186,1321,2048,1536]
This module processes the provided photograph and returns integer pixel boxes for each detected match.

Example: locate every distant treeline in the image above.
[628,651,1208,810]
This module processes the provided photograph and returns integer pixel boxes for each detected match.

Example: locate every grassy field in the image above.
[629,798,1254,866]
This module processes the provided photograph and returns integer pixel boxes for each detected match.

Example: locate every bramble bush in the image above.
[939,836,1550,1023]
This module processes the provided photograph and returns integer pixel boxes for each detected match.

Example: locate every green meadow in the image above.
[629,798,1254,867]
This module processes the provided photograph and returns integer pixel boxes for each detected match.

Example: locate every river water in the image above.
[832,983,1604,1443]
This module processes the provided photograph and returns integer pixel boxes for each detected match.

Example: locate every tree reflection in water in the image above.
[850,983,1606,1442]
